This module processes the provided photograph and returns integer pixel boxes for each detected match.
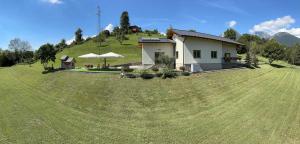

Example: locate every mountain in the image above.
[254,31,271,39]
[272,32,300,47]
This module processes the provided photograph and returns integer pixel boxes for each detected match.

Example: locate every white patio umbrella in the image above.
[98,52,125,67]
[78,53,101,58]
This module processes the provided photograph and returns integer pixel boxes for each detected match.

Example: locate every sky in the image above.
[0,0,300,50]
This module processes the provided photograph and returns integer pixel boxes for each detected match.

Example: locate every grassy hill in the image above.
[1,61,300,143]
[55,33,162,67]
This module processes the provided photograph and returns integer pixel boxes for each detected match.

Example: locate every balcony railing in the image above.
[223,57,242,62]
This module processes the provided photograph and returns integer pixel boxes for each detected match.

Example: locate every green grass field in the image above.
[1,62,300,143]
[54,33,162,67]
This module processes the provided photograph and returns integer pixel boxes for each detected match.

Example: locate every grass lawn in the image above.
[54,33,163,68]
[1,62,300,143]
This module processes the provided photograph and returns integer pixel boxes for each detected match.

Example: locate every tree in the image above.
[238,34,263,54]
[166,26,175,39]
[95,32,106,44]
[145,30,152,36]
[250,42,259,67]
[120,11,130,33]
[75,28,83,44]
[55,39,67,52]
[102,30,110,38]
[263,39,285,64]
[8,38,32,63]
[112,26,120,36]
[37,43,57,70]
[245,49,252,67]
[224,28,237,40]
[287,44,300,65]
[116,30,125,45]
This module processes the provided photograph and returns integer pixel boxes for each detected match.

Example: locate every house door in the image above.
[155,52,165,64]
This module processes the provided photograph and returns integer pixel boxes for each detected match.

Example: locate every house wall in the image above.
[183,37,223,71]
[61,62,75,69]
[173,34,185,69]
[142,43,174,65]
[222,42,238,63]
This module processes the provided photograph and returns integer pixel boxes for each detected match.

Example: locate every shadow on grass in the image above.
[42,69,62,74]
[270,64,286,68]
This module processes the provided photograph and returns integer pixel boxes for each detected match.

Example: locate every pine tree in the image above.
[245,49,252,67]
[75,28,83,44]
[120,11,130,33]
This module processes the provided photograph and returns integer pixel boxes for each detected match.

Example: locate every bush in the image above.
[139,69,155,79]
[161,68,177,79]
[140,73,155,79]
[125,73,137,79]
[155,73,163,77]
[181,72,191,76]
[152,66,159,72]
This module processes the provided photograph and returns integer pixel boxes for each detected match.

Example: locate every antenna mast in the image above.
[96,5,101,53]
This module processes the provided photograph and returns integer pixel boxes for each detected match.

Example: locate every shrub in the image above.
[181,72,191,76]
[139,70,155,79]
[152,66,159,72]
[155,73,163,77]
[125,73,137,79]
[161,68,177,79]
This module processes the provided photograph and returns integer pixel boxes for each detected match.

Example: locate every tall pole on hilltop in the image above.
[97,5,101,51]
[96,5,101,66]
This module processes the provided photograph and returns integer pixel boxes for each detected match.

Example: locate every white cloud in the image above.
[104,24,114,33]
[227,20,237,28]
[43,0,63,4]
[66,35,93,45]
[160,32,166,36]
[249,16,300,38]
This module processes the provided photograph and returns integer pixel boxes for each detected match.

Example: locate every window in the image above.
[193,50,201,58]
[176,51,179,59]
[211,51,217,59]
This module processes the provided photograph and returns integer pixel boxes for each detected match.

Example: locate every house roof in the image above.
[65,57,75,63]
[138,38,175,43]
[172,29,243,45]
[60,55,69,61]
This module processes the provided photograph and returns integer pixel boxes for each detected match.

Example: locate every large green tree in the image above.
[55,39,67,52]
[287,44,300,65]
[8,38,32,63]
[37,43,57,70]
[238,34,263,54]
[75,28,83,44]
[224,28,237,40]
[120,11,130,33]
[263,39,285,64]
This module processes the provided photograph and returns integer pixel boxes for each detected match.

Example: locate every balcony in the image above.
[223,57,242,63]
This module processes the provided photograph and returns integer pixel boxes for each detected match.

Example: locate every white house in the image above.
[139,29,243,72]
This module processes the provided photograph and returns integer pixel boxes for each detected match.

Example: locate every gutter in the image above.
[183,37,186,66]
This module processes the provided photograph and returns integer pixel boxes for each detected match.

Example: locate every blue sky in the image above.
[1,0,300,49]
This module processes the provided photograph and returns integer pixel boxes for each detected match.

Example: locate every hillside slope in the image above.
[272,32,300,47]
[56,33,162,67]
[1,62,300,143]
